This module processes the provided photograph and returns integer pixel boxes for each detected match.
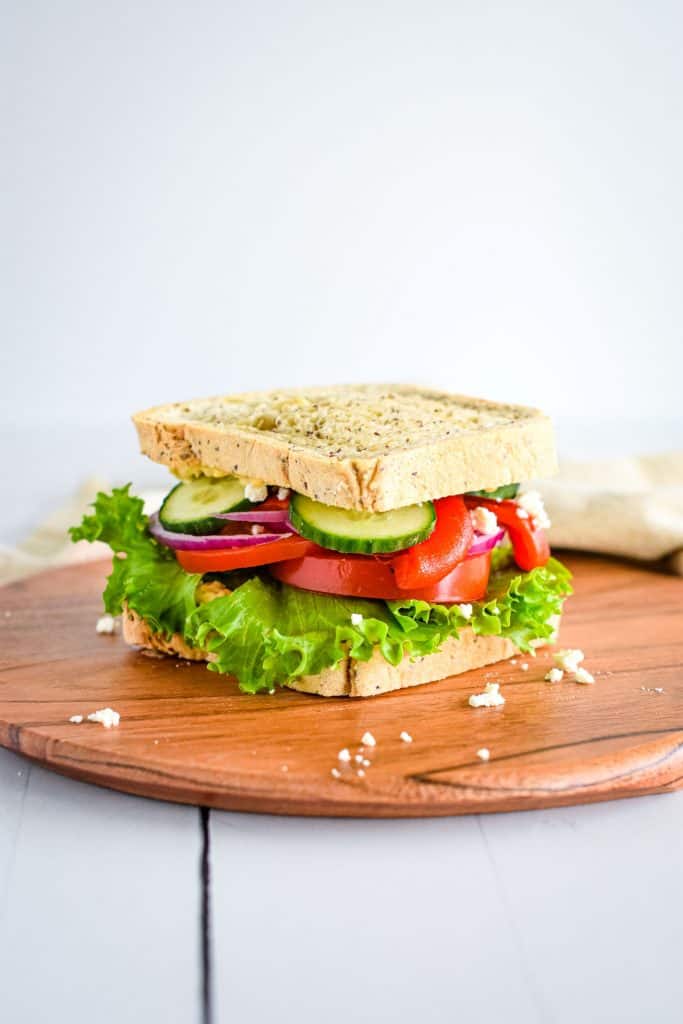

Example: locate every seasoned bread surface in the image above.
[122,607,519,698]
[133,384,556,511]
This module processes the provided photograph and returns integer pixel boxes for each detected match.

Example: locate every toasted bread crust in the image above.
[133,384,556,511]
[122,607,520,697]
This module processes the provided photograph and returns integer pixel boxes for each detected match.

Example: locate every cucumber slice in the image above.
[289,493,435,554]
[159,475,250,535]
[467,483,519,501]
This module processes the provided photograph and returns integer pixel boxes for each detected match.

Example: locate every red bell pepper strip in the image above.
[464,496,550,571]
[390,495,474,590]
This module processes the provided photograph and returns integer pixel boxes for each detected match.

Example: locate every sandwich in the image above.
[70,384,571,697]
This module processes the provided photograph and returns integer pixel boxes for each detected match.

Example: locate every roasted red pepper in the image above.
[464,496,550,571]
[390,495,474,590]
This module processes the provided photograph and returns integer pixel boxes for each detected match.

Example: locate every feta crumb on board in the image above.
[545,668,564,683]
[476,748,490,762]
[574,667,595,685]
[69,714,84,724]
[469,682,505,708]
[95,614,117,635]
[520,663,529,671]
[554,649,585,674]
[87,707,120,729]
[357,769,366,778]
[458,603,473,621]
[399,731,413,743]
[338,748,351,762]
[244,480,268,503]
[470,506,499,536]
[516,490,551,529]
[351,613,364,626]
[361,731,376,747]
[331,767,341,779]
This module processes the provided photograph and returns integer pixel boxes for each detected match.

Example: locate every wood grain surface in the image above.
[0,556,682,817]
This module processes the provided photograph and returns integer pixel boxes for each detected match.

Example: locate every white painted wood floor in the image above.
[3,745,683,1023]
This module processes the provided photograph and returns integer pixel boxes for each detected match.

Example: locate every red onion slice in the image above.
[215,509,290,525]
[467,527,506,556]
[149,514,294,551]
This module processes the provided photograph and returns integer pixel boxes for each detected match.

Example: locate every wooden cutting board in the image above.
[1,555,682,817]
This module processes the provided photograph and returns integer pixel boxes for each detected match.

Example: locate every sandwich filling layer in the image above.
[71,486,571,694]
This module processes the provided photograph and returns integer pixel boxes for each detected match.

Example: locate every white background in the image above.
[3,1,683,533]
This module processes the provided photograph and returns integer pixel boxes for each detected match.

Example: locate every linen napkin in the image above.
[1,453,682,587]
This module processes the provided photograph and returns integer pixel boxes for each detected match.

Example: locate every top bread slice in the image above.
[133,384,556,512]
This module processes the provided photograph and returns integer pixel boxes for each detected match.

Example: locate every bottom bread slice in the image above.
[122,607,522,697]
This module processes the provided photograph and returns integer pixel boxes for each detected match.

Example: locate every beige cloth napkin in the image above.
[1,454,682,587]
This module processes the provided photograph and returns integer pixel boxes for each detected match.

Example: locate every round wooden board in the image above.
[1,556,682,817]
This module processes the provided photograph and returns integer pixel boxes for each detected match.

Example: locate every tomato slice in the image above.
[389,495,474,590]
[270,549,491,603]
[464,496,550,571]
[175,535,316,574]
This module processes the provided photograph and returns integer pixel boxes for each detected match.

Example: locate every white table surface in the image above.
[2,419,683,1024]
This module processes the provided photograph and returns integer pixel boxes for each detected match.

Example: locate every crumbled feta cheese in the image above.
[574,667,595,685]
[331,767,341,779]
[476,748,490,761]
[354,753,364,763]
[520,663,529,671]
[357,769,366,778]
[516,490,551,529]
[250,523,265,535]
[400,730,413,743]
[470,506,499,536]
[351,613,364,627]
[276,487,290,501]
[69,714,84,724]
[516,507,529,519]
[361,731,376,747]
[458,603,473,621]
[362,758,371,767]
[244,480,268,503]
[469,682,505,708]
[510,659,517,666]
[95,614,117,635]
[545,668,564,683]
[554,649,585,673]
[338,748,351,762]
[87,707,120,729]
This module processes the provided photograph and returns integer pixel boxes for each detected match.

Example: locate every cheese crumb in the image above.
[69,714,84,724]
[458,603,473,621]
[95,614,117,635]
[338,748,351,762]
[476,748,490,761]
[357,769,366,778]
[351,613,364,627]
[360,731,376,747]
[554,649,585,673]
[574,667,595,685]
[545,668,564,683]
[400,731,413,743]
[354,753,364,763]
[517,490,551,529]
[331,767,341,779]
[520,663,529,671]
[277,487,290,501]
[87,707,120,729]
[470,506,499,536]
[469,682,505,708]
[250,523,265,535]
[362,758,371,767]
[244,480,268,503]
